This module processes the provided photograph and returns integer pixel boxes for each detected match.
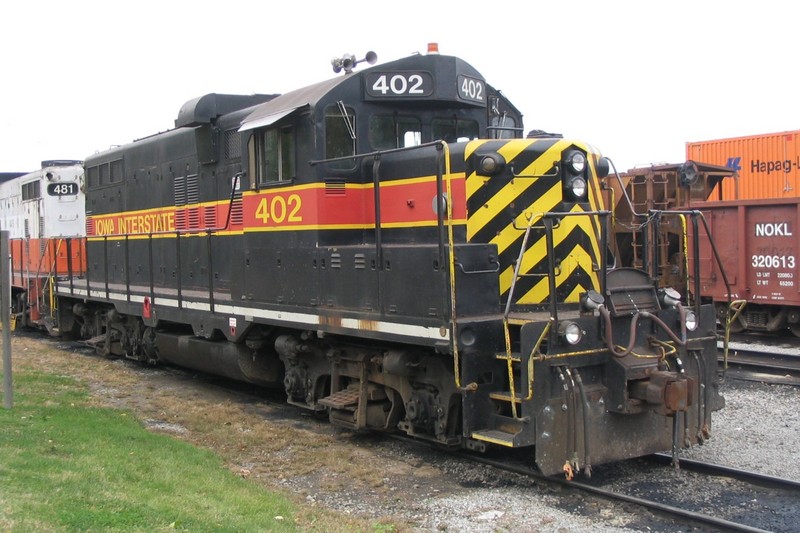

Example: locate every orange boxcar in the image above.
[686,129,800,201]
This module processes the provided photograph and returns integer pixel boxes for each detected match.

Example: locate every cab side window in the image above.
[325,105,356,160]
[489,115,518,139]
[432,118,479,143]
[255,126,295,184]
[21,180,41,201]
[369,114,421,150]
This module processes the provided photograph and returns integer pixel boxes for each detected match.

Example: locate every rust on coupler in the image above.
[629,370,696,416]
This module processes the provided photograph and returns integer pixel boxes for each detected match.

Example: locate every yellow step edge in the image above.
[471,430,516,447]
[489,392,523,403]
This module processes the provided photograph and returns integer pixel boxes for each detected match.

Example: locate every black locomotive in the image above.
[43,46,722,477]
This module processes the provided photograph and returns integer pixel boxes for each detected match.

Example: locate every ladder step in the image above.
[495,353,521,362]
[318,387,360,410]
[471,429,519,447]
[83,335,106,347]
[489,392,523,403]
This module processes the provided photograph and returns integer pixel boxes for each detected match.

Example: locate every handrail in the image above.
[544,217,559,332]
[441,142,460,388]
[504,212,542,319]
[541,209,611,310]
[124,234,130,302]
[501,206,611,411]
[372,156,383,276]
[435,146,448,338]
[82,172,245,308]
[206,229,215,314]
[175,232,182,308]
[103,235,109,299]
[647,209,733,316]
[510,166,560,179]
[308,140,446,166]
[722,300,747,369]
[314,142,460,382]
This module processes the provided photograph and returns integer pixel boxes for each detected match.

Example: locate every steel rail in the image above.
[717,341,800,385]
[650,453,800,491]
[463,453,776,533]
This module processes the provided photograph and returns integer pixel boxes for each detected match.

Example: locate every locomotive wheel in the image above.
[790,323,800,338]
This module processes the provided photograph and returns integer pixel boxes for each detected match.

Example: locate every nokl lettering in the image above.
[754,222,793,237]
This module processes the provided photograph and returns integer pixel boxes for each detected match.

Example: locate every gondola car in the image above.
[693,197,800,336]
[42,45,722,477]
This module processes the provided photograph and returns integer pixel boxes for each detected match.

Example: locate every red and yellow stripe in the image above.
[87,175,468,240]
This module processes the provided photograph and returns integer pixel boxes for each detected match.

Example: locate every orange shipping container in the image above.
[686,129,800,201]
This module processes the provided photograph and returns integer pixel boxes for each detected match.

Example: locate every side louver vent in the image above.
[324,177,346,196]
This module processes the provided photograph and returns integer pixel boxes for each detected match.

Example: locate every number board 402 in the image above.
[365,72,434,98]
[364,71,487,106]
[456,75,485,104]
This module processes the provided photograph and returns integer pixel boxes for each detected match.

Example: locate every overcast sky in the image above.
[2,0,797,173]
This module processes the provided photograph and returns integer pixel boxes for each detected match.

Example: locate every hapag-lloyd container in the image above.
[686,130,800,201]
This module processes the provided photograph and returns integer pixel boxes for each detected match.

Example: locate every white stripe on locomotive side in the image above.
[58,287,450,341]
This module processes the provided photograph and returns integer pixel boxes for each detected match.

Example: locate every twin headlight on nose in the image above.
[474,148,597,204]
[563,150,587,201]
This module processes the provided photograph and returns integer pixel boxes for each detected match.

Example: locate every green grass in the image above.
[0,369,300,532]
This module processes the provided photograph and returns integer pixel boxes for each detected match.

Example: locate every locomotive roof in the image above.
[176,93,279,128]
[239,53,486,132]
[0,172,26,184]
[0,161,81,184]
[239,76,347,132]
[85,53,504,164]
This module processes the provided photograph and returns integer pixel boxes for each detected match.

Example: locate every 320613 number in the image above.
[751,254,796,269]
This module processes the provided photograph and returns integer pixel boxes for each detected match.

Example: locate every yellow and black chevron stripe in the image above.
[465,138,605,306]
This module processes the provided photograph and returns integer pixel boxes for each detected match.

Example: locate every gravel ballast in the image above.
[12,336,800,532]
[409,377,800,532]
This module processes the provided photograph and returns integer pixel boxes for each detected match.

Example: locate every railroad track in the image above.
[459,450,800,533]
[718,336,800,386]
[29,332,800,532]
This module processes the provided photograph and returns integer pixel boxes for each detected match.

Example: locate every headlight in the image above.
[685,310,698,331]
[565,151,586,174]
[567,176,587,199]
[477,153,505,176]
[659,287,682,308]
[581,289,605,312]
[558,321,583,345]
